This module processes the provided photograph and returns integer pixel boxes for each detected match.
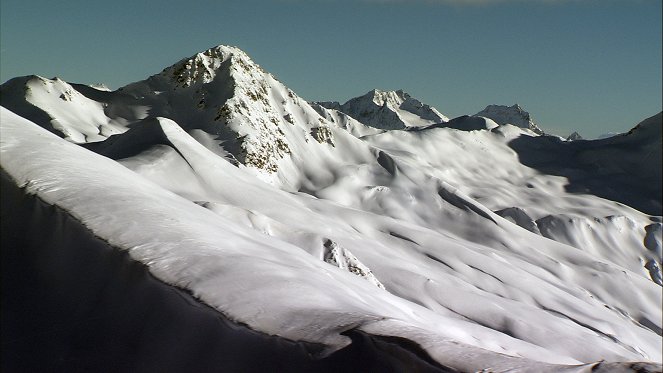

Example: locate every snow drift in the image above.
[1,44,661,372]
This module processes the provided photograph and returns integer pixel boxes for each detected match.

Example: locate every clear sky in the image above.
[1,0,661,138]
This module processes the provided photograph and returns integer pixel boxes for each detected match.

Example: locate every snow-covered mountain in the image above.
[475,104,545,134]
[1,44,661,372]
[314,89,449,130]
[567,131,583,141]
[2,46,384,190]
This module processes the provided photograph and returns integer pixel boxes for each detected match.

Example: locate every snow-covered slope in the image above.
[309,101,384,138]
[315,89,448,130]
[1,44,661,371]
[0,75,128,142]
[476,104,544,134]
[2,46,380,190]
[506,112,662,216]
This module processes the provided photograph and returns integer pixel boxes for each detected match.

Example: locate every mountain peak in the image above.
[364,89,420,111]
[317,89,448,130]
[2,44,663,371]
[566,131,583,141]
[156,45,260,89]
[475,104,544,135]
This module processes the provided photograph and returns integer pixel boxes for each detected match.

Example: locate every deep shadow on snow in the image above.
[507,112,662,216]
[0,170,453,373]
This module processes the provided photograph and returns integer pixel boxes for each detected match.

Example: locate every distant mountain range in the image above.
[1,45,661,372]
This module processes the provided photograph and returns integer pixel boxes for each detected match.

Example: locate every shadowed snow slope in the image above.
[1,44,662,371]
[424,114,499,131]
[507,112,662,216]
[1,168,460,372]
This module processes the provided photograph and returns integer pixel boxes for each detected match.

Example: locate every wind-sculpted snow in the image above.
[1,44,662,371]
[2,107,661,371]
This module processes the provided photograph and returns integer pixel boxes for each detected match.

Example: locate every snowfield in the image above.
[1,45,661,372]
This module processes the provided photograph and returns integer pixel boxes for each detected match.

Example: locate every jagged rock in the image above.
[323,239,385,290]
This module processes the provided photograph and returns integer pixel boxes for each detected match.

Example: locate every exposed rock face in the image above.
[122,45,295,174]
[0,46,357,183]
[323,239,385,290]
[2,43,662,371]
[311,126,335,146]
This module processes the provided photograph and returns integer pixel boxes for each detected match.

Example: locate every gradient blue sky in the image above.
[1,0,661,137]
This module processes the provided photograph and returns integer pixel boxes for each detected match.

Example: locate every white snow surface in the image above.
[476,104,544,134]
[315,89,449,130]
[1,44,662,371]
[25,76,126,142]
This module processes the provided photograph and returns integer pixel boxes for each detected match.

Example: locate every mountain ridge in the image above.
[1,43,661,371]
[314,88,449,130]
[476,103,544,135]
